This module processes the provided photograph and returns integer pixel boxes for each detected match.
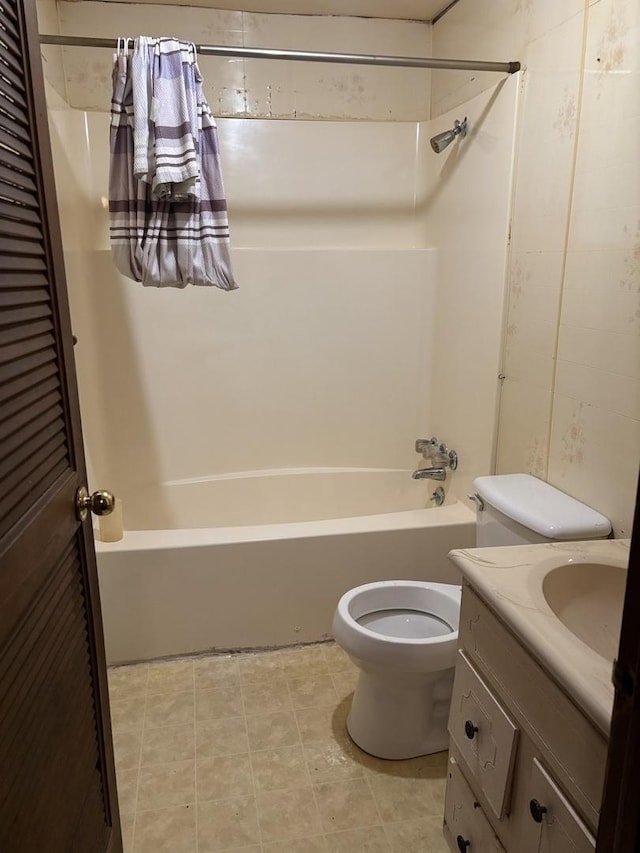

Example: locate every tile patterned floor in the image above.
[109,642,450,853]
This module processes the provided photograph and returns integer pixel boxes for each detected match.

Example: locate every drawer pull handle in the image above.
[529,799,548,823]
[464,720,479,740]
[456,835,471,851]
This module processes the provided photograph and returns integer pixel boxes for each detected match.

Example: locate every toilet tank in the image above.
[472,474,611,547]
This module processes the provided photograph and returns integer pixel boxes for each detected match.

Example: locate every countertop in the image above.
[448,537,631,736]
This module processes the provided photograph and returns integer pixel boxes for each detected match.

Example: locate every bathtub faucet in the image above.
[412,467,447,481]
[415,437,458,471]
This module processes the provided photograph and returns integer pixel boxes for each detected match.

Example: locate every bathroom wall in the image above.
[37,1,521,520]
[36,0,637,534]
[74,113,427,251]
[417,76,519,506]
[550,0,640,538]
[52,0,433,121]
[432,0,640,537]
[36,0,66,102]
[40,0,447,510]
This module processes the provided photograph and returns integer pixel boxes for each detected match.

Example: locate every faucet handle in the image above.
[415,438,458,470]
[430,487,445,506]
[415,437,439,454]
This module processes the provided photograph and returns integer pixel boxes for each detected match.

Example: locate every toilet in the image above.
[332,473,611,760]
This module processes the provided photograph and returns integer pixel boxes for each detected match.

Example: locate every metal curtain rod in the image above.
[39,34,521,74]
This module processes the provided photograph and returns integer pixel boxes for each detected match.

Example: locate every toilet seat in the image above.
[333,580,461,674]
[358,608,452,639]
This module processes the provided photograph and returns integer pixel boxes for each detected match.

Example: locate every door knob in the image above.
[76,486,116,521]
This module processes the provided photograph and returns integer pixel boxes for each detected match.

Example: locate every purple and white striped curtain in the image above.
[109,37,238,290]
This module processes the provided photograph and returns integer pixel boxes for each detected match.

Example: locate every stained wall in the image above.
[433,0,640,536]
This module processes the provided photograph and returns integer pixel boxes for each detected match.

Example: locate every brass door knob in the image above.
[76,486,116,521]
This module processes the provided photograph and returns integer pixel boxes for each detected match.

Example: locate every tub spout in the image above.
[412,467,447,481]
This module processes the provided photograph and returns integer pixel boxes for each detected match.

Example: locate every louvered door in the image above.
[0,0,121,850]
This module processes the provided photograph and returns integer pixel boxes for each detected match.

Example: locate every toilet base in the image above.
[346,667,453,760]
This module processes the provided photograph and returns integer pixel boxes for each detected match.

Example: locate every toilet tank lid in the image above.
[473,474,612,540]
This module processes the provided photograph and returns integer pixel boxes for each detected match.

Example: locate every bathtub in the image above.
[95,468,476,664]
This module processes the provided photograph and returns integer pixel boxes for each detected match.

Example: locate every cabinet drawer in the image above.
[444,756,506,853]
[526,758,596,853]
[449,650,519,820]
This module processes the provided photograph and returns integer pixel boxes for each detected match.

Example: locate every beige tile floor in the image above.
[109,642,450,853]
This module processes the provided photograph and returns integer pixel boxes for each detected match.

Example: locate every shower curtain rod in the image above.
[39,34,521,75]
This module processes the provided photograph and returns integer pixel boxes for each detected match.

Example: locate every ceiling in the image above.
[97,0,457,22]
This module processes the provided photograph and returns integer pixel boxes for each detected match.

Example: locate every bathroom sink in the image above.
[542,561,627,661]
[450,540,631,732]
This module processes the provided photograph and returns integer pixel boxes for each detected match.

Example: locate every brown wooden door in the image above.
[596,476,640,852]
[0,0,121,850]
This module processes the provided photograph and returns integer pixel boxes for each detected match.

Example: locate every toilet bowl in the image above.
[332,580,461,760]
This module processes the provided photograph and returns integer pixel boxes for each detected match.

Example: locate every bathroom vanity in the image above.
[442,539,630,853]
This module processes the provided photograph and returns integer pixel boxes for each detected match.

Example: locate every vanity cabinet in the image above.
[443,582,607,853]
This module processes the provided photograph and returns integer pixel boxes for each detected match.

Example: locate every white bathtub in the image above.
[113,467,458,529]
[96,468,476,663]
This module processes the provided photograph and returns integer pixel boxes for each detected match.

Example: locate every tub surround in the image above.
[448,537,630,735]
[47,81,519,530]
[102,467,449,532]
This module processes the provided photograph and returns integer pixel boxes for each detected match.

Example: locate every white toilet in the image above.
[332,474,611,760]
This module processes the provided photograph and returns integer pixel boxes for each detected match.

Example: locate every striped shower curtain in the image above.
[109,37,238,290]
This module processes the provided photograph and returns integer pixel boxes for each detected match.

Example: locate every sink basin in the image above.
[542,561,627,661]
